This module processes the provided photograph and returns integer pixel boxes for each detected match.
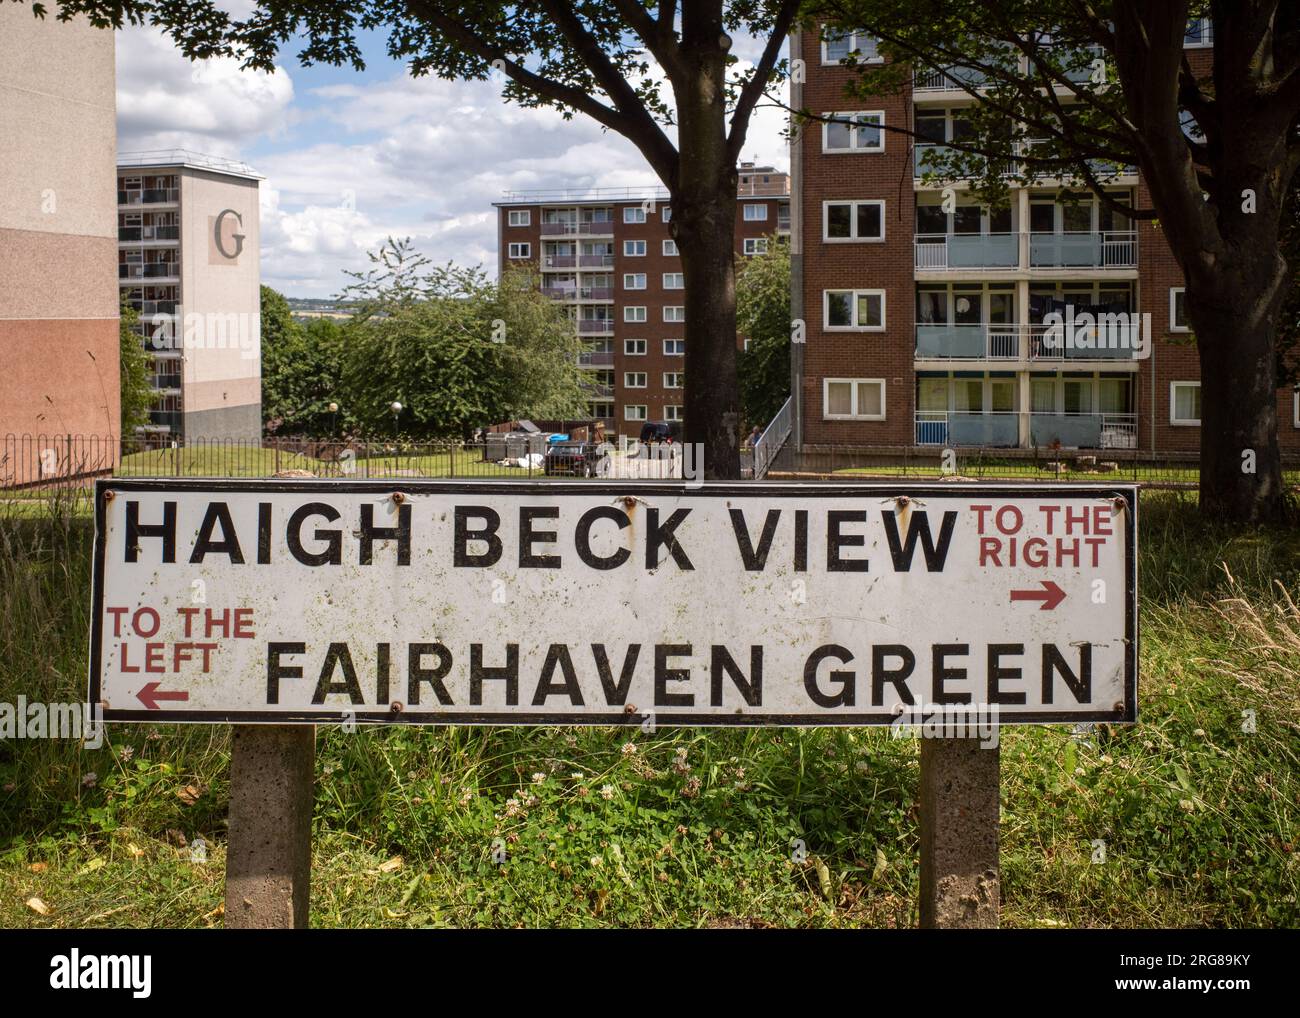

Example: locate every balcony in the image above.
[914,144,1018,181]
[118,188,179,205]
[541,254,577,270]
[119,263,179,281]
[118,225,179,242]
[916,323,1143,363]
[579,286,613,300]
[578,350,615,367]
[1027,323,1143,362]
[577,319,614,335]
[540,221,615,236]
[915,233,1018,270]
[1029,231,1136,268]
[541,286,577,300]
[915,411,1137,448]
[578,254,615,269]
[915,324,1022,360]
[913,65,990,93]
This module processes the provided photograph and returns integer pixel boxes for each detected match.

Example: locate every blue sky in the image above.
[115,18,791,298]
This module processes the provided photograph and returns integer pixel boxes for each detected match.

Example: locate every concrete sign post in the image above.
[90,479,1137,927]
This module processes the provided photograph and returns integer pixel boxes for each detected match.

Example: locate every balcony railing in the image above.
[913,66,990,92]
[915,411,1137,448]
[578,350,615,367]
[541,286,576,299]
[118,225,179,242]
[119,263,179,280]
[915,323,1144,362]
[540,221,615,236]
[915,233,1018,269]
[915,324,1022,360]
[541,255,577,269]
[914,144,1018,180]
[1029,231,1137,268]
[1027,322,1144,361]
[577,319,614,335]
[578,254,615,268]
[118,188,179,205]
[579,286,613,300]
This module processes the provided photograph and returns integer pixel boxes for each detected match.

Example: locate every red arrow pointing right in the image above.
[136,682,190,711]
[1009,580,1067,611]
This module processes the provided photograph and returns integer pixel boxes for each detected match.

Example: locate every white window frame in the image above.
[624,338,647,355]
[507,209,531,227]
[1293,390,1300,429]
[663,372,684,389]
[624,306,647,323]
[824,288,886,331]
[624,404,648,421]
[623,206,647,224]
[1169,381,1201,426]
[506,242,531,259]
[822,199,886,243]
[743,238,769,256]
[823,378,887,421]
[1169,287,1189,331]
[1184,18,1213,48]
[822,111,885,153]
[663,305,685,322]
[663,338,685,356]
[820,29,883,65]
[662,239,678,256]
[743,203,768,221]
[665,404,684,422]
[623,239,646,257]
[662,205,672,222]
[624,372,648,389]
[663,272,685,289]
[623,272,646,290]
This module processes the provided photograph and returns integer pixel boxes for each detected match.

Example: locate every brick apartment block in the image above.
[494,163,789,437]
[789,17,1300,458]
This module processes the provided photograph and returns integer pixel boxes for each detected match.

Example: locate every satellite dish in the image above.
[956,297,972,314]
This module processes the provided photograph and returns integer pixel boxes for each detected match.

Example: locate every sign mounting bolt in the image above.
[392,491,405,504]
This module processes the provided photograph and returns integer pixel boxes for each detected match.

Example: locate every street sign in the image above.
[90,479,1137,725]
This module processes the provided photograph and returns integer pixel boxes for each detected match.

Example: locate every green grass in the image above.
[0,492,1297,928]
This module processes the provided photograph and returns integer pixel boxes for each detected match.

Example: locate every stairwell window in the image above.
[624,306,647,323]
[824,378,886,420]
[821,30,882,65]
[664,306,685,322]
[507,210,530,227]
[507,242,530,258]
[624,207,647,223]
[663,273,685,289]
[823,112,884,153]
[824,200,885,241]
[625,372,647,388]
[825,289,885,330]
[1170,287,1189,331]
[625,404,648,421]
[743,238,768,255]
[1170,382,1201,426]
[743,203,768,221]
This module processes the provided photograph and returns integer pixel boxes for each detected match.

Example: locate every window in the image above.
[664,306,685,322]
[743,203,768,221]
[822,29,881,65]
[743,238,768,256]
[1170,288,1189,331]
[624,372,647,388]
[663,239,678,256]
[623,206,647,224]
[664,339,685,355]
[507,210,531,227]
[588,400,614,420]
[822,112,884,153]
[507,242,531,258]
[1170,382,1201,426]
[663,273,685,289]
[823,378,886,420]
[663,372,684,389]
[1185,18,1213,48]
[824,289,885,330]
[665,404,684,421]
[624,338,647,355]
[823,200,884,241]
[623,273,646,290]
[625,404,648,421]
[624,306,647,323]
[662,206,672,222]
[624,239,646,256]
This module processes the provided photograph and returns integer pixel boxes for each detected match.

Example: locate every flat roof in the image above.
[117,149,263,181]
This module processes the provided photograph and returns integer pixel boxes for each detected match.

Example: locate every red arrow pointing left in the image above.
[136,682,189,710]
[1009,580,1067,611]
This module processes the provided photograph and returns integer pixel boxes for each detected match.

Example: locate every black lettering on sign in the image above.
[190,501,244,564]
[881,510,956,571]
[1042,643,1091,704]
[711,645,762,706]
[125,499,176,563]
[455,507,502,568]
[376,643,391,703]
[794,509,808,572]
[532,644,584,705]
[987,644,1026,705]
[471,643,518,704]
[646,508,693,570]
[592,643,639,704]
[257,502,273,564]
[932,644,971,704]
[359,502,411,565]
[408,643,453,705]
[728,508,780,571]
[520,506,562,569]
[805,644,855,708]
[287,503,342,566]
[871,645,915,706]
[654,644,693,706]
[266,642,305,704]
[826,510,869,572]
[575,507,630,570]
[313,642,365,704]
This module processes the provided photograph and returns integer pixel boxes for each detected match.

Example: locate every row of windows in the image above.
[819,378,1206,425]
[617,404,684,422]
[506,202,772,229]
[620,372,685,388]
[509,238,766,259]
[623,305,684,322]
[621,273,684,289]
[622,339,686,355]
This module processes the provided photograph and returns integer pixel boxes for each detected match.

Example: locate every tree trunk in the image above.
[1189,251,1289,524]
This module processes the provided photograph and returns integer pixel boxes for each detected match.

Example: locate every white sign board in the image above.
[90,480,1137,726]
